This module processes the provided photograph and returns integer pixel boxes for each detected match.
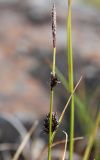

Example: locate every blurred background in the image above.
[0,0,100,159]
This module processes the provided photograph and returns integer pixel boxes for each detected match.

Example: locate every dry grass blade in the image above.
[51,76,82,141]
[12,121,38,160]
[59,76,82,123]
[52,137,84,148]
[61,131,68,160]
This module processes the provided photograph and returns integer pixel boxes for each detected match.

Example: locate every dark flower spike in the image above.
[50,72,61,90]
[43,112,58,134]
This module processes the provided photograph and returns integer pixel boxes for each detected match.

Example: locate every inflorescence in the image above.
[43,112,58,134]
[50,72,61,90]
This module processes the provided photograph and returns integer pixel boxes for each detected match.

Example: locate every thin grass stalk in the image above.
[67,0,74,159]
[48,4,56,160]
[83,112,100,160]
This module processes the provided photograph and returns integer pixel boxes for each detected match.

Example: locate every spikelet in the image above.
[43,112,58,134]
[50,72,61,90]
[52,3,56,48]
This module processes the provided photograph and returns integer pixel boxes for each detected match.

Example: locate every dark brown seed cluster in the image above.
[50,72,60,90]
[52,3,56,48]
[43,112,58,134]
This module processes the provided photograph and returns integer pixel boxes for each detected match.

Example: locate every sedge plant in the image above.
[48,3,57,160]
[47,2,81,159]
[47,1,82,160]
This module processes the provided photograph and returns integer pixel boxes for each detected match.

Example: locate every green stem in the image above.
[48,47,56,160]
[67,0,74,159]
[48,90,54,160]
